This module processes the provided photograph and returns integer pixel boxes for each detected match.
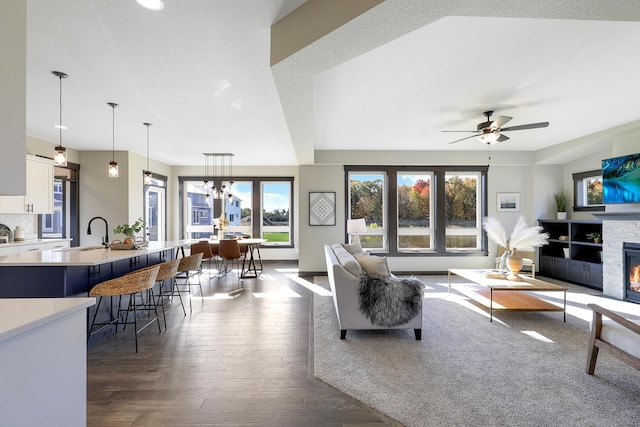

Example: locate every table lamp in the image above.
[347,218,367,247]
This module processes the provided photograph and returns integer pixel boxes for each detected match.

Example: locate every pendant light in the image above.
[107,102,119,178]
[52,71,68,166]
[143,122,152,184]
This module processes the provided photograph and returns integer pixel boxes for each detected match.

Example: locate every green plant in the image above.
[586,232,601,240]
[553,192,568,212]
[113,217,145,236]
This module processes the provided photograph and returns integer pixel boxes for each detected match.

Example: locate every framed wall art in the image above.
[496,192,520,212]
[309,192,336,226]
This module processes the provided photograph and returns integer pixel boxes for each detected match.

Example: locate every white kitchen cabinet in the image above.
[17,242,48,253]
[0,246,19,256]
[0,155,54,214]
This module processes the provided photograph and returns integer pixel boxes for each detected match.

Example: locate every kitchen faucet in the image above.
[87,216,110,248]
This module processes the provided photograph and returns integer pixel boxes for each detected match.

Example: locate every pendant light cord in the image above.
[58,75,63,146]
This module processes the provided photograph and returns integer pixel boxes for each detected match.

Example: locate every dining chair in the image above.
[88,265,161,353]
[217,239,246,292]
[190,240,215,278]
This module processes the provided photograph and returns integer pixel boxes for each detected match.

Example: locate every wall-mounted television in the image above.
[602,152,640,204]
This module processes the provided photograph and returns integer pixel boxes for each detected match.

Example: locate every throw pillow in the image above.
[341,243,363,255]
[355,253,390,277]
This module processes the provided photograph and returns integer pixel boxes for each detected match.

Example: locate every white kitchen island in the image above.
[0,297,95,427]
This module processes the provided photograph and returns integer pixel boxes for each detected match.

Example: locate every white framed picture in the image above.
[496,192,520,212]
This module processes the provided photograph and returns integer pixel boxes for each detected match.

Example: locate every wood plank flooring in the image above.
[87,261,399,426]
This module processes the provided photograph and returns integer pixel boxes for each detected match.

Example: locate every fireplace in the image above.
[624,242,640,303]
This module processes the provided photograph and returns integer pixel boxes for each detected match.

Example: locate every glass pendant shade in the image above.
[52,71,68,166]
[108,161,119,178]
[54,145,67,166]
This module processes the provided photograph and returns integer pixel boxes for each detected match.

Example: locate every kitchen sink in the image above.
[53,245,107,253]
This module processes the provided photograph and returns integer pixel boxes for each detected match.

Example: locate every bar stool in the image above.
[88,266,161,353]
[132,259,183,329]
[175,253,204,312]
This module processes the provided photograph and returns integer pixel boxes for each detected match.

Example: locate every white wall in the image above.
[79,151,130,246]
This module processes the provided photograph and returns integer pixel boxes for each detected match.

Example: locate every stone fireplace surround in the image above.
[596,211,640,300]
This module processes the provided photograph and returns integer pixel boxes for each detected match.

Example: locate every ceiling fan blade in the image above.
[496,134,510,142]
[491,116,512,129]
[448,134,481,144]
[500,122,549,132]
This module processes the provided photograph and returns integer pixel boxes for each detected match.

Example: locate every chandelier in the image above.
[203,153,234,201]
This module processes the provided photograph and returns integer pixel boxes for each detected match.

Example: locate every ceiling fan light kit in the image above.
[444,110,549,145]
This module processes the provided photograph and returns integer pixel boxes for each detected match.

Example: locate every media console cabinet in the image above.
[538,219,603,289]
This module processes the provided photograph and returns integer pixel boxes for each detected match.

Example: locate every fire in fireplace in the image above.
[624,242,640,303]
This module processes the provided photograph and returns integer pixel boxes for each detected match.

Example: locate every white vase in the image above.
[557,212,567,220]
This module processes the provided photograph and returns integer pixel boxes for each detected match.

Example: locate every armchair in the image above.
[586,303,640,374]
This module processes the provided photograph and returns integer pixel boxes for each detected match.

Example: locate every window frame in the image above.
[573,169,604,212]
[345,165,488,256]
[179,176,294,248]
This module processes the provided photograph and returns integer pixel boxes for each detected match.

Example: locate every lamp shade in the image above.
[347,218,367,234]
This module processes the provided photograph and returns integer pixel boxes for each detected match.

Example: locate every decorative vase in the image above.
[218,229,225,240]
[557,212,567,220]
[506,248,524,281]
[124,236,134,245]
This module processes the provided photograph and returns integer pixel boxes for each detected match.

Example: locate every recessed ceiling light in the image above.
[136,0,164,11]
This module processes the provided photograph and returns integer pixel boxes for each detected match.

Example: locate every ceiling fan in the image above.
[443,110,549,145]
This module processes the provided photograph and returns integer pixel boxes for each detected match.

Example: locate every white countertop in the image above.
[0,297,95,343]
[0,238,71,248]
[0,240,192,267]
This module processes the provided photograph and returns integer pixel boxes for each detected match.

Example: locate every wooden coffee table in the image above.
[448,269,567,322]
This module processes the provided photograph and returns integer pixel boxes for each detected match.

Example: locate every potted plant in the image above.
[586,232,602,243]
[113,218,146,244]
[553,192,568,220]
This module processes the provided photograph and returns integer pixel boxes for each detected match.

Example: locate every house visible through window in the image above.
[179,177,293,247]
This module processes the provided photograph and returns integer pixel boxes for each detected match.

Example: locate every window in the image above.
[261,181,292,245]
[397,173,432,252]
[349,172,386,250]
[179,177,293,247]
[346,166,487,255]
[445,172,482,250]
[573,170,604,211]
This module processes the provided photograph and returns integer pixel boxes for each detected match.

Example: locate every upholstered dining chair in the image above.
[175,252,204,312]
[217,239,246,292]
[190,240,215,278]
[586,303,640,375]
[88,265,160,353]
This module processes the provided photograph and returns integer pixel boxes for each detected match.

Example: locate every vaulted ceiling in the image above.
[26,0,640,167]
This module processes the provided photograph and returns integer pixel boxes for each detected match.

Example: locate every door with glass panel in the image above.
[144,176,166,242]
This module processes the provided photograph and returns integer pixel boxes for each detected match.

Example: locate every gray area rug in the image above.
[313,275,640,427]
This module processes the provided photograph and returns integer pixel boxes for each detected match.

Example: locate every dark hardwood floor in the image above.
[87,261,399,426]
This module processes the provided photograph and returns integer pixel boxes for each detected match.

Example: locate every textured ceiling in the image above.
[25,0,640,167]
